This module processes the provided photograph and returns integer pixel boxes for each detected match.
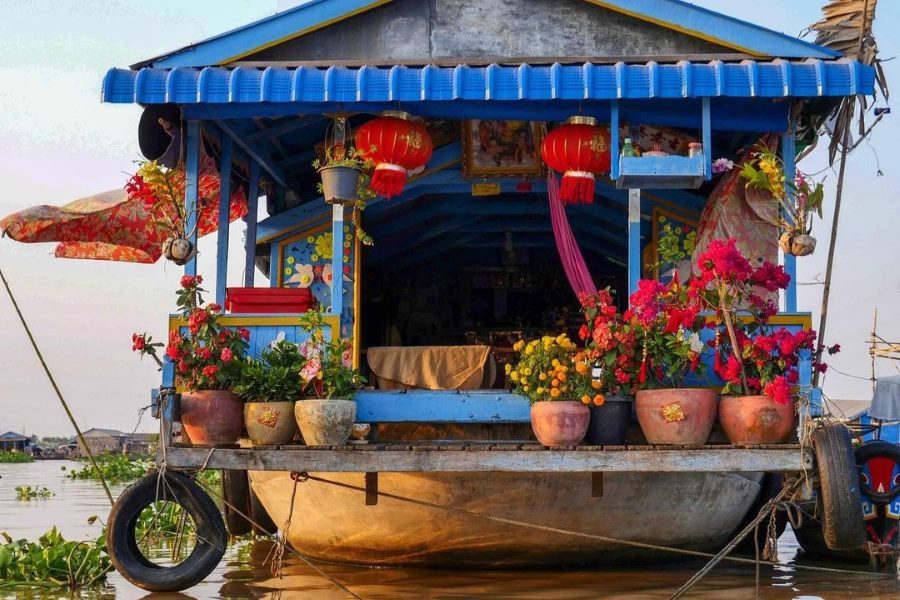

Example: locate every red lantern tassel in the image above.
[560,172,595,204]
[371,164,408,198]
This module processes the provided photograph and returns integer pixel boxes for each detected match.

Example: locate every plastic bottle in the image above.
[622,137,635,157]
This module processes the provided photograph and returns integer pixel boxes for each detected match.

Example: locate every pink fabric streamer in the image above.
[548,173,597,299]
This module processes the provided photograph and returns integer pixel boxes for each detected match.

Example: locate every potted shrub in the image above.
[293,309,366,446]
[739,144,824,257]
[577,290,638,445]
[507,334,590,447]
[234,341,302,446]
[313,145,372,205]
[628,277,714,445]
[133,275,248,445]
[691,239,835,444]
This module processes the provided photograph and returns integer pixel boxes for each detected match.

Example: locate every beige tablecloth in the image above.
[367,346,492,390]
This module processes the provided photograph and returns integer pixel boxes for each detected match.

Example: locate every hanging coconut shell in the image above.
[163,236,196,266]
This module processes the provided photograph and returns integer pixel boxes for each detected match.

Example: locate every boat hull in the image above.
[249,470,761,567]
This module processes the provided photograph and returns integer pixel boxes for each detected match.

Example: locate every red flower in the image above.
[827,344,841,355]
[578,324,589,341]
[207,303,222,314]
[220,348,234,362]
[169,330,183,345]
[786,369,799,384]
[177,360,189,373]
[132,333,146,352]
[614,368,631,384]
[198,347,212,360]
[180,275,203,289]
[202,365,219,379]
[165,344,181,360]
[763,376,792,405]
[237,327,251,341]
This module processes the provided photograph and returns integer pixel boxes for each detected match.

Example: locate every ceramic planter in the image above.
[585,395,633,446]
[319,166,360,204]
[530,401,590,447]
[635,388,718,445]
[180,390,243,445]
[294,399,356,446]
[244,401,298,446]
[719,395,796,446]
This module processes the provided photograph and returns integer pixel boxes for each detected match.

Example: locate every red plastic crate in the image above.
[225,287,315,314]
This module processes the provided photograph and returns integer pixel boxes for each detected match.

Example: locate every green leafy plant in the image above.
[313,145,376,246]
[739,144,825,237]
[0,528,110,590]
[234,341,305,403]
[15,486,54,500]
[297,308,365,399]
[65,454,153,483]
[0,450,33,463]
[656,215,696,266]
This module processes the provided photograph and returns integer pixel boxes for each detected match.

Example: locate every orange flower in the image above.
[591,380,602,390]
[557,372,567,382]
[593,394,605,406]
[550,388,561,398]
[551,379,560,387]
[575,362,589,375]
[581,394,591,404]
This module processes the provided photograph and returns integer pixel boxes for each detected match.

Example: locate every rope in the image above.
[0,266,114,505]
[265,471,305,578]
[297,473,885,579]
[195,476,363,600]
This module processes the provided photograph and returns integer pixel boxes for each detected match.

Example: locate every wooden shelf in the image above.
[616,154,707,189]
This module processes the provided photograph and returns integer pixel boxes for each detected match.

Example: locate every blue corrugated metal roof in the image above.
[103,59,873,105]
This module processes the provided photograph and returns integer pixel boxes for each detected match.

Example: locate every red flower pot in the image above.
[635,388,718,445]
[719,395,796,446]
[180,390,243,445]
[530,401,590,447]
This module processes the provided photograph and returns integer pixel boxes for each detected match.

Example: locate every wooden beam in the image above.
[244,161,261,287]
[213,119,289,189]
[163,446,814,473]
[248,116,323,142]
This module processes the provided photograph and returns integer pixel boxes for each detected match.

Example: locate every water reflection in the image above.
[2,461,899,599]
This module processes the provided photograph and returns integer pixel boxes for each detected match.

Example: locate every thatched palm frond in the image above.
[809,0,888,163]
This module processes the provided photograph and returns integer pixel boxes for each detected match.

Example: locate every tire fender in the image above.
[811,423,867,551]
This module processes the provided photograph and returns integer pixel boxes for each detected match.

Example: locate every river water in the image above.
[2,460,899,599]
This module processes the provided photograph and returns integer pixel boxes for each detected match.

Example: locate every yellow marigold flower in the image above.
[513,340,525,351]
[560,365,569,374]
[539,373,547,381]
[551,359,561,368]
[523,367,532,376]
[522,385,529,392]
[581,394,591,404]
[525,346,534,355]
[536,387,545,395]
[509,371,519,382]
[504,363,512,373]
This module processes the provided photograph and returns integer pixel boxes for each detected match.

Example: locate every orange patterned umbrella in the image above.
[0,157,247,263]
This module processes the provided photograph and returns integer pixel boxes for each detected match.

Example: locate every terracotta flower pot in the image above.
[719,395,796,446]
[244,401,298,446]
[635,388,718,445]
[530,401,590,447]
[294,399,356,446]
[180,390,243,445]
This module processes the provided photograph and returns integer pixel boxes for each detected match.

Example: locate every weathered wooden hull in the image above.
[249,470,761,566]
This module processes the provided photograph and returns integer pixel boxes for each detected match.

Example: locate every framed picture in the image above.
[462,120,544,178]
[643,207,699,280]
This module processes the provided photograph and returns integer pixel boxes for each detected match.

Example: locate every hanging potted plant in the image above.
[629,277,714,445]
[739,144,825,257]
[577,290,638,445]
[690,239,836,444]
[507,334,590,447]
[293,308,366,446]
[234,341,302,446]
[133,275,249,445]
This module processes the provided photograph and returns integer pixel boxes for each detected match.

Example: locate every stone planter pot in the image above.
[180,390,243,445]
[635,388,718,445]
[294,399,356,446]
[719,395,796,446]
[585,395,633,446]
[530,401,590,447]
[319,166,360,204]
[244,401,298,446]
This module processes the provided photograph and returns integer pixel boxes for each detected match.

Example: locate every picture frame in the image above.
[461,120,544,178]
[644,207,699,279]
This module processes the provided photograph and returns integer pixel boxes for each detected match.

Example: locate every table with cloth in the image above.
[366,346,495,390]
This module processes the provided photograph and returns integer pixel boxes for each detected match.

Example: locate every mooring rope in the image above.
[296,472,890,580]
[190,475,361,600]
[0,266,114,505]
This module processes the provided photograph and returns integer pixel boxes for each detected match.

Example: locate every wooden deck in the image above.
[164,443,812,473]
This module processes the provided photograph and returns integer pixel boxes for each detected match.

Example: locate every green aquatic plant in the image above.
[0,528,110,590]
[0,450,33,463]
[15,485,54,500]
[66,454,154,483]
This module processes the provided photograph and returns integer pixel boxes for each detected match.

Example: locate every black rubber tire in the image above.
[855,440,900,505]
[733,472,788,556]
[222,470,253,537]
[811,423,867,551]
[107,471,227,592]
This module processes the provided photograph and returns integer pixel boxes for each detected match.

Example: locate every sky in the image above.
[0,1,897,436]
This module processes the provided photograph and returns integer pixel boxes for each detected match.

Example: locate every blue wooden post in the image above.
[184,121,201,277]
[331,203,344,316]
[781,131,798,312]
[701,97,712,180]
[215,137,233,305]
[269,238,280,288]
[628,188,641,300]
[610,101,620,180]
[244,162,261,287]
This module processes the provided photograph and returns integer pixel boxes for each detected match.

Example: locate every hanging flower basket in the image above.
[319,165,361,205]
[162,236,196,266]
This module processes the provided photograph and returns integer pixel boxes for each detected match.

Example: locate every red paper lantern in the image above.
[541,116,611,204]
[355,111,433,198]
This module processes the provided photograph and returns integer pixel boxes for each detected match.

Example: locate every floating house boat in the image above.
[2,0,895,592]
